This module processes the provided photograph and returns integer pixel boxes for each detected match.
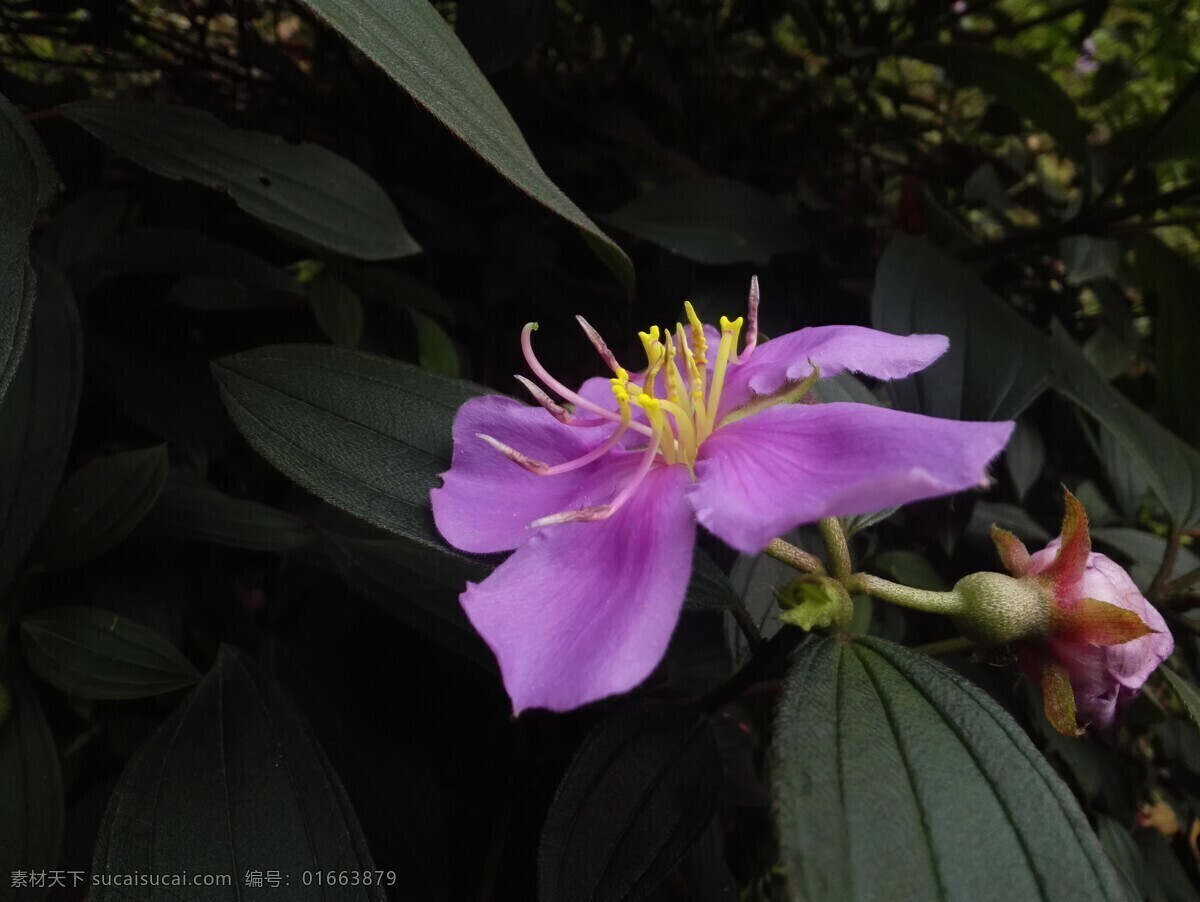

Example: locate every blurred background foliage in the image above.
[3,0,1200,899]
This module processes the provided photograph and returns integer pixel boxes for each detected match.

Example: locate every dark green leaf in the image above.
[143,467,313,552]
[682,549,736,612]
[1160,668,1200,732]
[872,234,1051,421]
[91,646,382,901]
[773,636,1129,902]
[294,0,632,290]
[0,260,83,598]
[318,530,495,668]
[603,177,809,265]
[0,672,64,894]
[1096,816,1146,902]
[36,445,169,571]
[871,549,947,591]
[1132,234,1200,444]
[0,90,58,407]
[968,500,1052,545]
[903,44,1089,163]
[211,344,484,542]
[1051,319,1200,529]
[1136,832,1200,902]
[307,270,364,348]
[539,701,721,902]
[1006,418,1045,502]
[71,226,302,307]
[410,308,460,377]
[20,606,200,700]
[60,100,419,261]
[1090,527,1200,593]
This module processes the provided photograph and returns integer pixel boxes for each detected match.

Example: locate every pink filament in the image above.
[521,324,652,438]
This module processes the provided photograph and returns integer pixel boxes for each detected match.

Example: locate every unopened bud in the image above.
[951,571,1050,645]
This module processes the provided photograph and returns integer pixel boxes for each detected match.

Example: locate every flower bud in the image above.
[951,571,1050,645]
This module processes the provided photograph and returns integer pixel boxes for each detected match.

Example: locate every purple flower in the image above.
[993,492,1174,734]
[431,280,1014,713]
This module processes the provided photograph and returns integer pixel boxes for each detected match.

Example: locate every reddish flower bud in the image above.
[994,490,1173,735]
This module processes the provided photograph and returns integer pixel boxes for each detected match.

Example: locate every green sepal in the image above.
[777,575,854,632]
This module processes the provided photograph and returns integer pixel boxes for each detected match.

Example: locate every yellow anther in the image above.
[615,366,629,383]
[638,326,661,363]
[642,341,666,400]
[663,330,684,405]
[676,323,705,402]
[719,315,745,343]
[610,380,630,406]
[683,302,707,364]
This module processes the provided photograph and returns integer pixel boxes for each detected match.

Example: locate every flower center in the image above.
[479,279,768,526]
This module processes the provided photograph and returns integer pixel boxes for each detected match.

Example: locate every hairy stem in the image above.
[819,518,852,580]
[764,538,826,575]
[845,573,965,616]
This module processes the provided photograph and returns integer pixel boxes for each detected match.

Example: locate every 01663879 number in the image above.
[301,871,397,887]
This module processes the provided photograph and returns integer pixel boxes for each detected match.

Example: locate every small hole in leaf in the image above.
[259,175,272,187]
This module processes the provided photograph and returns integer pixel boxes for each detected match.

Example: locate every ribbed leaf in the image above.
[0,90,58,407]
[143,467,313,552]
[20,606,199,700]
[37,445,169,571]
[91,646,382,901]
[0,260,83,597]
[773,636,1129,902]
[1050,320,1200,530]
[872,234,1051,421]
[60,100,418,261]
[603,177,809,265]
[294,0,632,291]
[539,701,722,902]
[0,673,64,896]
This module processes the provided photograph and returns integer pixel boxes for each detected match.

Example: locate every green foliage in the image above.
[296,0,633,291]
[20,606,200,700]
[773,636,1130,902]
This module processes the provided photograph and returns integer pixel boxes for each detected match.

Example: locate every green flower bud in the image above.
[951,571,1050,645]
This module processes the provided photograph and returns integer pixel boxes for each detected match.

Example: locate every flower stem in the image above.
[911,636,975,657]
[845,573,965,616]
[818,518,852,580]
[1150,529,1184,603]
[764,538,826,574]
[729,595,764,652]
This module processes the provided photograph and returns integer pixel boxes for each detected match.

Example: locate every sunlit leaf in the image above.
[903,44,1089,164]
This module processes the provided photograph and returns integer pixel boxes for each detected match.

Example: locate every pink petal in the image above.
[431,395,632,554]
[718,326,948,419]
[689,402,1013,553]
[461,461,696,713]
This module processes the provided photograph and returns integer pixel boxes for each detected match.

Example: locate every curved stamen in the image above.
[514,375,611,428]
[734,275,760,364]
[576,316,623,376]
[700,317,742,442]
[521,324,653,438]
[529,428,662,527]
[477,433,550,473]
